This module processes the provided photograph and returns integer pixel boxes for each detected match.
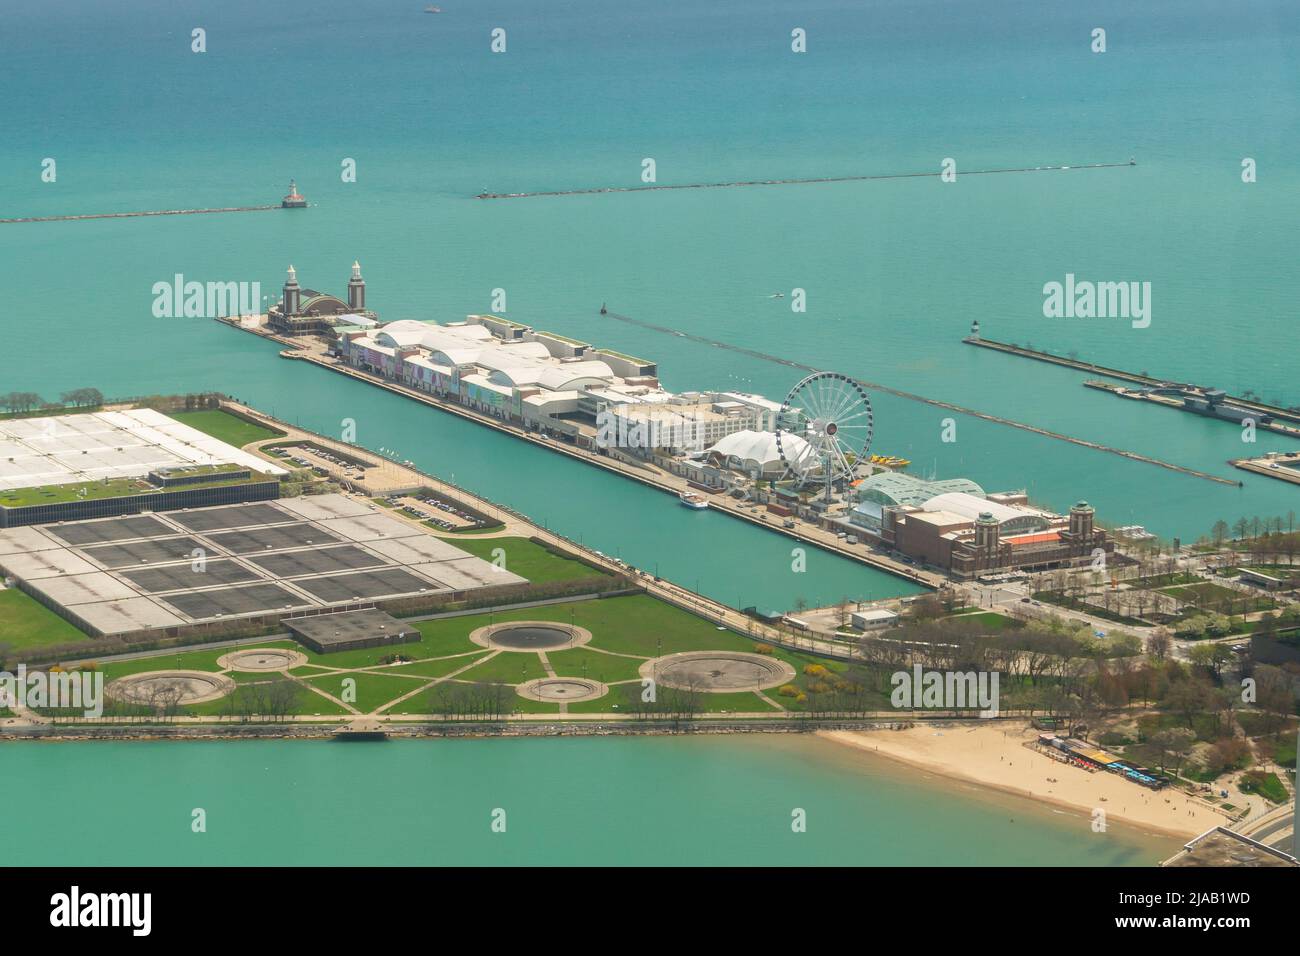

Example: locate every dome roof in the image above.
[707,430,816,471]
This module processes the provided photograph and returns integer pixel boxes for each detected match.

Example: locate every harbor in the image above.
[601,309,1239,486]
[1084,379,1300,439]
[965,334,1300,427]
[214,269,1139,589]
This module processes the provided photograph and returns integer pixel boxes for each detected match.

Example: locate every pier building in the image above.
[339,314,795,459]
[838,473,1110,578]
[268,262,379,336]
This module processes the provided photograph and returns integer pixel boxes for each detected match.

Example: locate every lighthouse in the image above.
[282,264,301,316]
[347,260,366,311]
[969,318,981,340]
[281,180,307,209]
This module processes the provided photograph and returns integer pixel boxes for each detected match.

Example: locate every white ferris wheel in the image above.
[775,371,874,502]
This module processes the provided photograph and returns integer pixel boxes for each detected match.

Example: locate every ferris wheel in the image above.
[775,371,874,501]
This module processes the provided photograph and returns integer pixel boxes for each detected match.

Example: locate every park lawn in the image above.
[1131,572,1202,588]
[0,589,90,650]
[407,620,488,658]
[364,651,488,680]
[946,610,1019,631]
[286,631,472,669]
[1239,771,1289,803]
[92,640,305,682]
[379,595,756,664]
[455,652,550,685]
[447,536,608,583]
[303,671,429,713]
[97,646,239,681]
[575,594,755,656]
[546,647,647,684]
[166,409,285,448]
[1161,581,1275,610]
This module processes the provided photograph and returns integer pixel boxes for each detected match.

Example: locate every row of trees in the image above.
[0,388,104,414]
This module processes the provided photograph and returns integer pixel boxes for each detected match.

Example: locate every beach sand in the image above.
[820,723,1226,839]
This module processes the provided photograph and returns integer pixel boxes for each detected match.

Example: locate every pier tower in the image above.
[973,510,1000,559]
[969,318,980,340]
[282,265,301,316]
[1068,500,1096,540]
[347,260,366,311]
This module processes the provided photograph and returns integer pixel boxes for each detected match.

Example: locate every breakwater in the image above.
[602,310,1239,486]
[476,160,1135,199]
[0,205,281,224]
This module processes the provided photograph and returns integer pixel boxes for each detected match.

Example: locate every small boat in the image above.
[678,490,708,510]
[425,5,443,12]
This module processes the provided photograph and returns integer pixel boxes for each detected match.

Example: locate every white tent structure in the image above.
[706,429,817,478]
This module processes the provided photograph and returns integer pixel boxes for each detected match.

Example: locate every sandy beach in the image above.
[820,723,1228,839]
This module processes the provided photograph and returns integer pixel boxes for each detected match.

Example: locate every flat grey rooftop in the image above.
[0,493,525,636]
[285,608,419,652]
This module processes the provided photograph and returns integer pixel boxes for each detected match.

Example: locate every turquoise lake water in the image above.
[0,0,1292,863]
[1,736,1177,866]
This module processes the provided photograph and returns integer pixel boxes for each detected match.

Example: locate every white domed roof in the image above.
[707,430,816,471]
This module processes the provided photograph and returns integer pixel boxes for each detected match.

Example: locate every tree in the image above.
[1165,678,1214,730]
[1211,520,1229,548]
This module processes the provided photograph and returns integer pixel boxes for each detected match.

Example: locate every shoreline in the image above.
[817,724,1225,840]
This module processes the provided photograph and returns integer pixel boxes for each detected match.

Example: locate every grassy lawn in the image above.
[0,589,90,651]
[166,409,285,448]
[547,647,647,684]
[303,671,428,713]
[447,536,608,583]
[55,594,832,721]
[1161,581,1276,613]
[371,651,488,680]
[94,641,301,682]
[946,610,1019,631]
[1130,572,1202,588]
[1239,771,1290,804]
[456,652,550,685]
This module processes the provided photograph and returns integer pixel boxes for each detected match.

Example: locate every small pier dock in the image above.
[1229,454,1300,487]
[1085,380,1300,439]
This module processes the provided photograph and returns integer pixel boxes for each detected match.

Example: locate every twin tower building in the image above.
[267,261,374,335]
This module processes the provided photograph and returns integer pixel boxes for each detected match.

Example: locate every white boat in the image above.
[678,490,708,510]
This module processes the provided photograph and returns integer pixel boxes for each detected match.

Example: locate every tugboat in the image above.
[281,179,307,209]
[678,490,708,510]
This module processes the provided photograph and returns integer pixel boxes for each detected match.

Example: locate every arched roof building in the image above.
[706,429,816,477]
